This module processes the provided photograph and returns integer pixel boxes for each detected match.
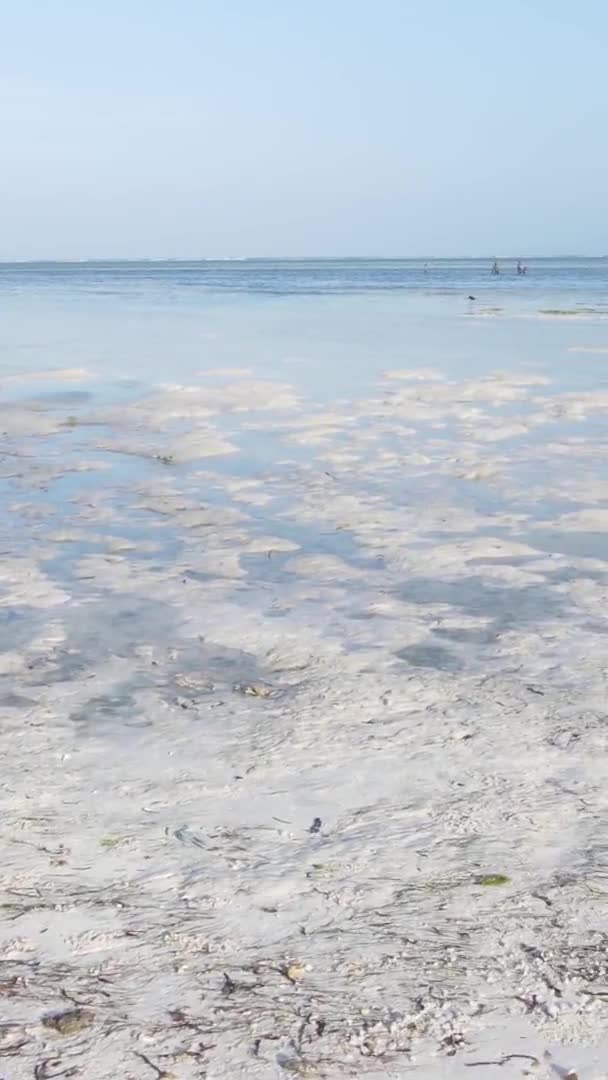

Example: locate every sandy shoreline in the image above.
[1,355,608,1078]
[2,622,608,1078]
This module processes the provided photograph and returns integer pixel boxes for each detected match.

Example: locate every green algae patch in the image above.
[476,873,511,887]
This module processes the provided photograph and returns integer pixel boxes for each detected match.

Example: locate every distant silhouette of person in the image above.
[491,260,500,275]
[517,260,523,275]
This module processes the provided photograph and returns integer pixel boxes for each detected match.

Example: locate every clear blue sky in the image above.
[2,0,607,258]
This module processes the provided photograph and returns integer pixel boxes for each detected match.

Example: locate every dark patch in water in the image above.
[395,642,461,671]
[0,608,44,652]
[543,565,608,585]
[431,625,494,645]
[0,692,38,708]
[25,649,94,686]
[399,575,566,629]
[70,689,138,725]
[524,530,608,562]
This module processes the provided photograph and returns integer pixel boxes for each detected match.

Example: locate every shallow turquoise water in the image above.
[1,258,608,397]
[1,258,607,680]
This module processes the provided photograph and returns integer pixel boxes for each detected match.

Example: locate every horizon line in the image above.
[0,254,605,265]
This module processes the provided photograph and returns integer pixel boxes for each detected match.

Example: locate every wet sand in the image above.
[1,291,608,1077]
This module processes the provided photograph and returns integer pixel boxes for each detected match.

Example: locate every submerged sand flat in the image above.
[1,305,608,1079]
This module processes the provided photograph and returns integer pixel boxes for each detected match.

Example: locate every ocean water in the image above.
[1,255,607,675]
[3,255,608,298]
[2,257,608,393]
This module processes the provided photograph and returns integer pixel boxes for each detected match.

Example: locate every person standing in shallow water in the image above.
[491,260,500,275]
